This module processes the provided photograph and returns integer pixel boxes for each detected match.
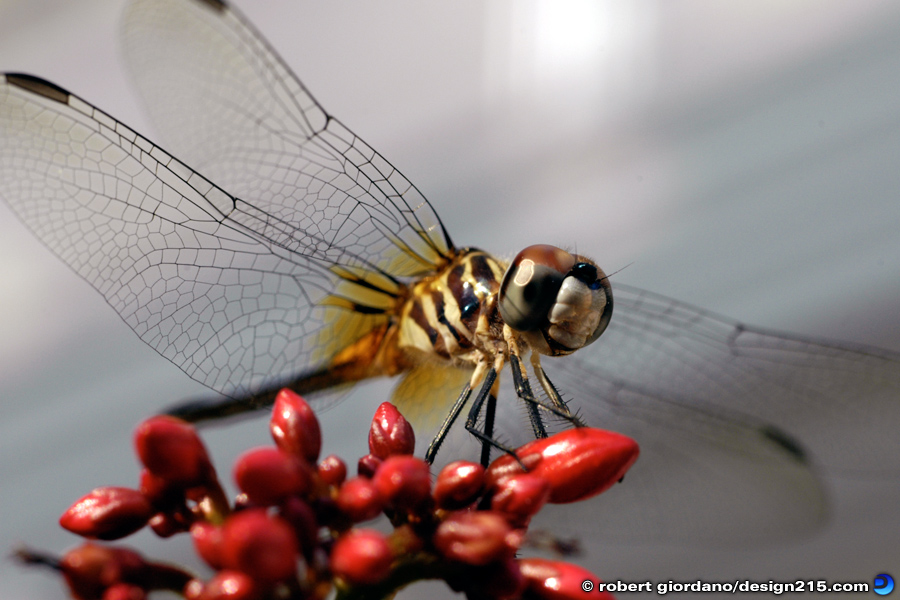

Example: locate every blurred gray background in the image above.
[1,1,899,598]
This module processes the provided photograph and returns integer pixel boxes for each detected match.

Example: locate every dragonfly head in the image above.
[498,245,613,357]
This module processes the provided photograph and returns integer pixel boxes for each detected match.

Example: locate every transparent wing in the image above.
[121,0,452,277]
[422,284,899,545]
[0,74,394,397]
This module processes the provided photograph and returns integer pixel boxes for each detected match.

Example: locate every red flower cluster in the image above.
[46,390,639,599]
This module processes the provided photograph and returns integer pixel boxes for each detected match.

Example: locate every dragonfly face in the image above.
[1,0,899,552]
[498,244,612,357]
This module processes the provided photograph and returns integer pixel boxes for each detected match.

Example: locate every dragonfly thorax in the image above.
[397,248,507,368]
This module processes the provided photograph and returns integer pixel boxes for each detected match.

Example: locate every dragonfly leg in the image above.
[424,382,473,464]
[480,385,498,466]
[530,356,585,427]
[463,364,521,467]
[509,354,548,439]
[506,353,586,429]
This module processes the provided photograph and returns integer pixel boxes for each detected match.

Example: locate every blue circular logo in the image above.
[875,573,894,596]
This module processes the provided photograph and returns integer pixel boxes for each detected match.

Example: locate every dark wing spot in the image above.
[6,73,69,104]
[760,425,808,464]
[195,0,227,11]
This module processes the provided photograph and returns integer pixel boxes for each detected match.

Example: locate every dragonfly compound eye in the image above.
[499,245,613,354]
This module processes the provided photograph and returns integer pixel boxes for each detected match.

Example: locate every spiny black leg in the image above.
[480,390,498,466]
[464,367,520,466]
[532,361,586,427]
[425,383,473,464]
[534,364,568,412]
[509,354,547,439]
[510,355,585,427]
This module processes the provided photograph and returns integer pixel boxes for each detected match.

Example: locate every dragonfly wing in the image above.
[121,0,453,278]
[0,74,384,398]
[391,362,474,435]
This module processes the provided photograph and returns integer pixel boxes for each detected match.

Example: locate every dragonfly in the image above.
[1,0,898,551]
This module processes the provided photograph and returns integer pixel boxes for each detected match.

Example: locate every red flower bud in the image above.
[464,558,526,600]
[433,511,521,566]
[186,571,260,600]
[368,402,415,458]
[490,473,550,527]
[231,494,254,512]
[269,389,321,463]
[59,543,191,599]
[60,487,153,540]
[486,428,639,503]
[357,454,382,479]
[221,509,299,583]
[184,579,203,600]
[191,522,225,570]
[372,456,432,510]
[278,498,319,561]
[59,544,147,600]
[336,477,384,523]
[317,454,347,486]
[184,580,202,600]
[138,469,184,511]
[102,583,146,600]
[134,416,214,488]
[433,461,485,509]
[330,529,392,586]
[312,496,340,531]
[148,512,191,538]
[519,558,614,600]
[233,447,312,506]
